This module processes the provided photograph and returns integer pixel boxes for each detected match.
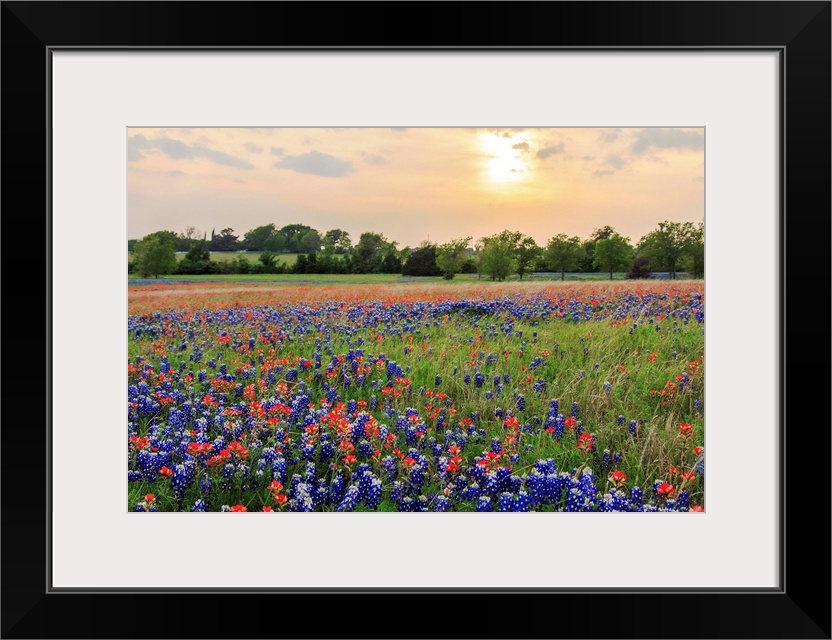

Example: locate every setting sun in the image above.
[481,133,527,183]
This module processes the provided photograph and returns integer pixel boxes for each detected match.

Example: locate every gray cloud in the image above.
[512,141,530,152]
[537,143,565,159]
[127,134,151,161]
[599,128,622,143]
[582,155,595,161]
[156,138,192,159]
[127,134,255,169]
[274,150,355,177]
[605,154,626,170]
[244,142,263,154]
[165,170,185,177]
[631,128,704,155]
[270,147,285,156]
[593,169,615,177]
[362,152,388,166]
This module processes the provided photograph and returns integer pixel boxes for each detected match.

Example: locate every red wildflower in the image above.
[679,423,693,439]
[229,504,247,512]
[690,505,704,512]
[609,470,627,485]
[577,432,594,454]
[682,471,697,481]
[657,483,675,497]
[158,466,173,477]
[262,506,274,512]
[564,416,577,431]
[144,494,156,503]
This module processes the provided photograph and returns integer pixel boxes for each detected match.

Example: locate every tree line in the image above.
[129,221,704,280]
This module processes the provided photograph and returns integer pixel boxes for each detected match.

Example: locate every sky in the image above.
[128,127,704,247]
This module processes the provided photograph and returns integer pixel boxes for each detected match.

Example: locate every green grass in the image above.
[126,272,637,284]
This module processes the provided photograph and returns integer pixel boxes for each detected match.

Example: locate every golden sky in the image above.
[128,127,704,246]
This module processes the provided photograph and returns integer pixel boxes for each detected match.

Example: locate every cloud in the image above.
[156,138,192,159]
[537,143,565,159]
[127,134,255,169]
[390,127,407,132]
[362,152,388,166]
[512,141,530,152]
[270,147,285,156]
[599,128,622,143]
[605,154,626,170]
[593,169,615,177]
[692,176,705,182]
[165,170,185,177]
[274,150,355,177]
[128,134,151,161]
[582,155,595,161]
[631,128,704,155]
[244,142,263,154]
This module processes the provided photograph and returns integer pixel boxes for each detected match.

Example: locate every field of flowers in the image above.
[128,281,704,512]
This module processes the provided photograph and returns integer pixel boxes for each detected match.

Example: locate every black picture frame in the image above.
[2,2,829,638]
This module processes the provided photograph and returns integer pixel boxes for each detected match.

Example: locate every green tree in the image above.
[210,228,239,252]
[242,224,277,251]
[593,233,633,279]
[436,237,472,279]
[263,232,287,253]
[299,229,323,253]
[323,229,352,253]
[514,236,541,279]
[402,243,441,276]
[580,225,617,272]
[354,232,396,273]
[478,230,519,281]
[636,220,699,279]
[258,250,279,274]
[280,224,318,253]
[682,222,704,278]
[544,234,584,280]
[177,239,217,275]
[133,231,177,278]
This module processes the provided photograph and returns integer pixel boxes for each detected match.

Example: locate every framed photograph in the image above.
[2,2,829,638]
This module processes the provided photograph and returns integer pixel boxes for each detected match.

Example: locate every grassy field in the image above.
[128,280,704,513]
[127,271,667,283]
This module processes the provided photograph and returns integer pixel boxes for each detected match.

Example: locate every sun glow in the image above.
[481,133,527,183]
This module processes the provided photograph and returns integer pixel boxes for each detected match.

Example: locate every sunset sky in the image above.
[128,127,704,247]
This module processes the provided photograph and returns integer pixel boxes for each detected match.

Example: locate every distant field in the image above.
[126,273,637,284]
[127,271,695,284]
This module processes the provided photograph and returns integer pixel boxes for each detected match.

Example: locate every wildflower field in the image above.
[128,280,704,513]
